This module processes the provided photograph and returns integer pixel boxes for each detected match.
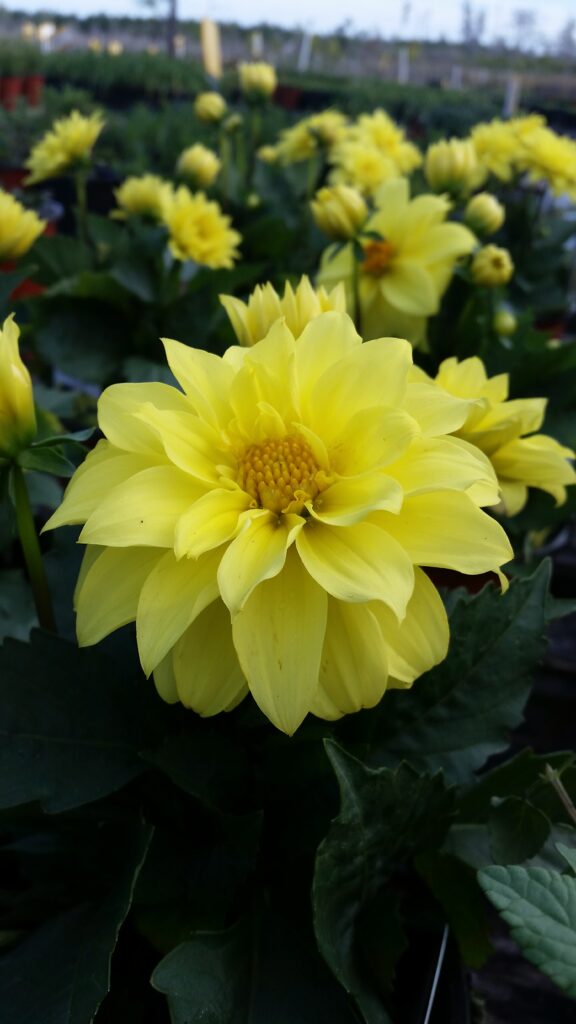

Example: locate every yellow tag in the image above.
[201,19,222,80]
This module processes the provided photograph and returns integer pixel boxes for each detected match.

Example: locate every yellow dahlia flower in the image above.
[275,111,348,164]
[310,185,367,241]
[112,175,173,221]
[0,314,36,458]
[348,109,423,174]
[238,62,277,99]
[161,186,241,268]
[328,141,400,198]
[220,276,347,346]
[424,138,482,196]
[176,144,221,188]
[25,111,104,185]
[0,189,46,260]
[521,125,576,201]
[46,313,511,733]
[464,192,505,236]
[471,245,514,287]
[425,356,576,515]
[318,178,476,345]
[194,91,227,123]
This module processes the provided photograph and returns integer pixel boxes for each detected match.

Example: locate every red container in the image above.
[0,75,24,111]
[23,74,44,107]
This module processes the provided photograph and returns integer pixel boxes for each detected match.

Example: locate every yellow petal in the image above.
[388,436,498,502]
[43,442,156,530]
[174,600,247,715]
[295,311,361,416]
[136,548,221,675]
[153,653,179,704]
[75,546,163,646]
[371,566,448,685]
[218,510,304,613]
[98,382,190,455]
[378,491,513,575]
[162,338,235,428]
[310,598,388,719]
[311,473,403,525]
[175,487,252,559]
[296,520,414,617]
[402,382,472,436]
[232,548,328,734]
[380,261,439,317]
[327,405,419,476]
[499,480,528,515]
[80,466,203,547]
[134,404,228,483]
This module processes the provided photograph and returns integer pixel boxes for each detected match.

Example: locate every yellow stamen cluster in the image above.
[238,436,324,514]
[361,239,396,276]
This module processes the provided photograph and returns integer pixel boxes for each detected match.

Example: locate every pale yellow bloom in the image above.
[46,313,511,733]
[176,144,221,188]
[0,315,36,458]
[472,245,514,287]
[424,138,482,195]
[275,110,348,164]
[25,111,104,185]
[521,125,576,201]
[112,175,173,220]
[194,91,227,122]
[310,185,367,240]
[348,109,423,174]
[464,192,505,235]
[0,189,46,260]
[220,275,347,345]
[257,145,278,164]
[425,356,576,514]
[161,186,241,268]
[318,178,476,345]
[239,62,277,99]
[329,141,400,197]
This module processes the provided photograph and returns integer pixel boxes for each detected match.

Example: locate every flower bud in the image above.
[257,144,278,163]
[176,144,221,188]
[465,192,505,235]
[0,315,36,458]
[493,307,517,336]
[238,62,277,99]
[223,113,243,133]
[310,184,368,241]
[472,245,514,287]
[194,91,227,122]
[424,138,480,195]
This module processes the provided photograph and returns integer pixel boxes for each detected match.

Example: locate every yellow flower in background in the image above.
[469,116,544,184]
[25,110,104,185]
[112,174,173,221]
[161,186,241,268]
[176,144,221,188]
[257,144,278,164]
[0,189,46,260]
[220,275,346,345]
[194,91,227,122]
[328,141,400,197]
[424,138,482,195]
[275,110,348,164]
[493,307,517,336]
[46,313,511,733]
[223,113,243,133]
[0,315,36,458]
[521,125,576,201]
[318,178,476,345]
[472,244,514,287]
[464,192,505,235]
[310,184,367,240]
[424,356,576,515]
[348,109,423,174]
[239,61,277,99]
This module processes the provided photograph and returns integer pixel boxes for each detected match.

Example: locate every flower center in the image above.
[361,239,396,277]
[238,435,325,514]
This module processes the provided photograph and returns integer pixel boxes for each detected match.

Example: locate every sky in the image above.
[1,0,575,45]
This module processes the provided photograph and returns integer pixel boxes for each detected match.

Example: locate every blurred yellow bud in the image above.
[220,275,346,346]
[194,91,227,122]
[465,192,505,235]
[223,113,243,133]
[246,193,261,208]
[493,307,517,336]
[239,62,277,99]
[176,144,221,188]
[472,245,514,287]
[256,144,278,163]
[310,184,368,240]
[424,138,480,195]
[0,315,36,458]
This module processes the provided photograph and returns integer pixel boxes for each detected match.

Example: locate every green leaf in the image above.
[0,265,33,314]
[416,851,492,968]
[111,254,157,303]
[557,844,576,875]
[489,797,551,864]
[142,729,250,811]
[363,562,550,783]
[18,446,76,477]
[0,630,172,812]
[31,235,92,285]
[123,355,178,387]
[31,428,95,448]
[478,864,576,998]
[35,299,126,385]
[0,817,152,1024]
[313,741,454,1024]
[0,569,37,642]
[459,748,574,822]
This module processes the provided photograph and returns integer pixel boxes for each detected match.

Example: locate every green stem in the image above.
[219,131,232,203]
[12,465,56,633]
[75,168,88,246]
[544,764,576,826]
